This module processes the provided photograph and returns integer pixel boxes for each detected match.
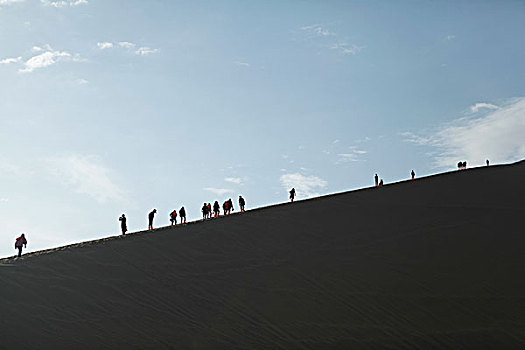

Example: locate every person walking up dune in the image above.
[170,210,177,225]
[148,209,157,230]
[228,198,234,213]
[239,195,245,212]
[411,170,415,180]
[213,201,220,217]
[207,203,211,218]
[289,188,296,202]
[119,214,127,235]
[15,233,27,257]
[202,203,208,219]
[179,206,186,224]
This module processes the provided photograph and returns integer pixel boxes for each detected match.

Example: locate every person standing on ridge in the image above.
[375,174,379,187]
[207,203,212,218]
[202,203,208,219]
[411,170,415,180]
[289,188,296,202]
[213,201,220,217]
[179,206,186,224]
[486,159,490,166]
[15,233,27,257]
[223,200,230,215]
[170,209,177,225]
[119,214,127,235]
[239,195,245,212]
[148,209,157,230]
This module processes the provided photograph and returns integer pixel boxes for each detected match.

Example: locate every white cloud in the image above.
[402,98,525,168]
[204,187,232,196]
[279,173,327,198]
[332,139,340,144]
[224,177,243,184]
[118,41,136,49]
[41,0,87,7]
[0,0,24,4]
[330,43,363,55]
[337,153,359,163]
[135,47,159,56]
[446,34,456,40]
[75,78,88,85]
[470,102,499,113]
[234,61,250,67]
[353,149,367,154]
[301,24,335,37]
[97,42,113,49]
[0,56,22,64]
[19,49,75,73]
[44,155,126,203]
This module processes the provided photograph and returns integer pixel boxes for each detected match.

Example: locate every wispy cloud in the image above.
[224,177,243,185]
[44,155,126,203]
[470,102,499,113]
[41,0,87,7]
[204,187,232,196]
[97,42,113,49]
[0,0,24,4]
[135,47,159,56]
[402,98,525,168]
[234,61,250,67]
[446,34,456,40]
[118,41,135,49]
[0,198,9,202]
[330,43,364,55]
[19,46,82,73]
[301,24,335,37]
[0,56,22,64]
[279,173,327,198]
[75,78,89,85]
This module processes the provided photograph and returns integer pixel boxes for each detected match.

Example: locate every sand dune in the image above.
[1,161,524,349]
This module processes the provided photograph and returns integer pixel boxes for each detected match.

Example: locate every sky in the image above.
[1,0,524,258]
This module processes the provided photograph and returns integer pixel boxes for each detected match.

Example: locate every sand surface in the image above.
[1,161,524,349]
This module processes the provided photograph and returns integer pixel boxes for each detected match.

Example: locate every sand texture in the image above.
[1,161,524,349]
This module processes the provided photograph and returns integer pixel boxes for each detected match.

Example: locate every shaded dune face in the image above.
[1,161,524,349]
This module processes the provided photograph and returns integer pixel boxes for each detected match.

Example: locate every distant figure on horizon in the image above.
[179,206,186,224]
[239,195,245,212]
[289,188,296,202]
[458,161,467,170]
[207,203,212,218]
[486,159,490,166]
[148,209,157,230]
[411,170,415,180]
[213,201,220,217]
[375,174,379,187]
[379,179,384,186]
[15,233,27,257]
[170,209,177,225]
[119,214,127,235]
[202,203,208,219]
[228,198,234,213]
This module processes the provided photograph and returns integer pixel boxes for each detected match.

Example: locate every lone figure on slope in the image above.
[239,195,245,212]
[486,159,490,166]
[179,206,186,224]
[375,174,379,187]
[289,188,296,202]
[411,170,415,180]
[119,214,127,235]
[15,233,27,257]
[148,209,157,230]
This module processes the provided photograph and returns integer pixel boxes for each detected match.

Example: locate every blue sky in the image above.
[1,0,524,257]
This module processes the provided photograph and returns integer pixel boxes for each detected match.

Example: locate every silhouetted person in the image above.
[411,170,415,180]
[458,161,462,170]
[15,233,27,257]
[379,179,383,186]
[179,206,186,224]
[148,209,157,230]
[228,198,234,213]
[170,210,177,225]
[207,203,211,218]
[375,174,379,187]
[464,161,467,169]
[223,200,230,215]
[239,195,245,212]
[486,159,489,166]
[119,214,127,235]
[202,203,208,219]
[213,201,220,217]
[289,188,296,202]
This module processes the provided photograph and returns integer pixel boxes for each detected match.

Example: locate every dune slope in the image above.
[1,161,525,349]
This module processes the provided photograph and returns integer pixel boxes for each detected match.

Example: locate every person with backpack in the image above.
[148,209,157,230]
[202,203,208,219]
[119,214,127,235]
[239,196,245,212]
[170,210,177,225]
[15,234,27,257]
[179,206,186,224]
[223,200,230,215]
[213,201,220,217]
[289,188,296,202]
[207,203,212,218]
